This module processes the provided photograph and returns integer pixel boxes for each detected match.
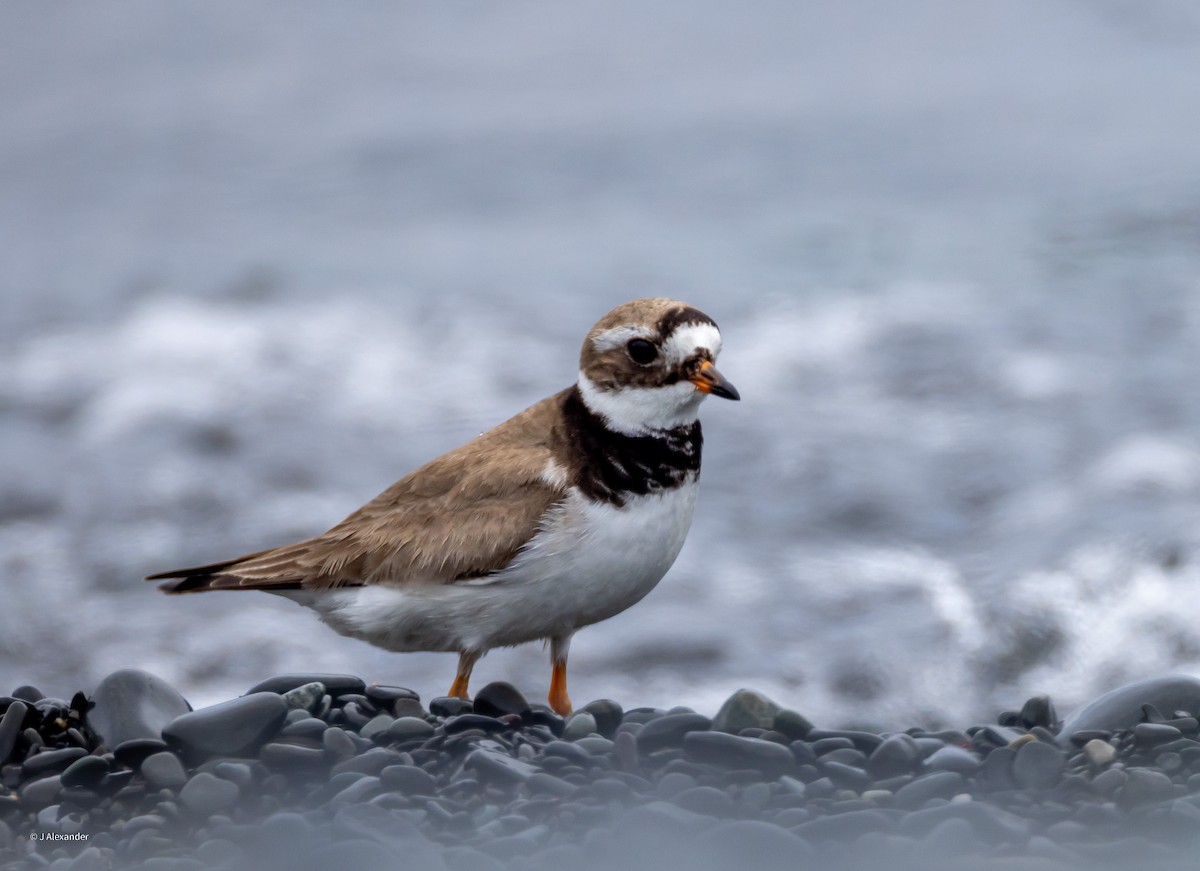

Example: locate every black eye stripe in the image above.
[626,338,658,365]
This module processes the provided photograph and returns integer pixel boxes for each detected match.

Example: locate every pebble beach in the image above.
[4,670,1200,871]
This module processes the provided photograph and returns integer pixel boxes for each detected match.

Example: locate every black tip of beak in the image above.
[711,382,740,401]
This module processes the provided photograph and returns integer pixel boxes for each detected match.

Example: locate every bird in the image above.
[146,298,739,716]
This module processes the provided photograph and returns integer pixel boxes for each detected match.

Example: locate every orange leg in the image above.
[548,635,573,716]
[448,650,480,699]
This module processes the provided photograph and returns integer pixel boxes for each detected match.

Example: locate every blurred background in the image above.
[3,0,1200,728]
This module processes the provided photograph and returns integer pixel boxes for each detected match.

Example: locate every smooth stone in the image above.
[1083,738,1117,767]
[60,755,110,789]
[385,717,435,742]
[280,682,325,712]
[543,740,591,764]
[466,749,539,784]
[363,684,420,707]
[711,689,781,734]
[867,733,922,779]
[0,701,28,764]
[444,714,507,735]
[380,764,436,794]
[180,772,240,814]
[163,692,288,761]
[360,714,396,741]
[1059,674,1200,737]
[672,785,736,817]
[213,761,253,787]
[822,760,871,791]
[19,774,62,809]
[1092,767,1127,796]
[280,717,328,741]
[87,669,191,748]
[527,771,576,797]
[331,747,403,777]
[637,713,712,754]
[581,700,624,737]
[562,712,598,742]
[12,685,44,703]
[1018,695,1058,730]
[260,742,326,769]
[429,697,472,717]
[23,747,87,777]
[245,674,365,697]
[141,752,187,788]
[1119,768,1175,807]
[1011,740,1065,790]
[576,736,614,755]
[472,683,532,718]
[898,799,1031,843]
[893,771,964,809]
[772,709,814,740]
[1134,722,1182,745]
[683,731,794,775]
[113,738,170,768]
[926,746,982,776]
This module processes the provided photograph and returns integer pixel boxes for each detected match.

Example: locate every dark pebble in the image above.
[1011,740,1064,791]
[772,709,814,740]
[444,714,508,735]
[1134,722,1182,746]
[467,749,539,785]
[331,747,402,777]
[163,692,287,762]
[87,669,191,748]
[581,700,624,738]
[636,713,712,754]
[179,772,240,815]
[428,697,472,718]
[12,685,45,703]
[683,731,794,776]
[472,682,532,718]
[60,755,110,789]
[141,752,187,789]
[280,716,328,741]
[867,733,922,779]
[19,774,63,809]
[23,747,88,777]
[711,689,780,734]
[260,741,327,770]
[113,738,170,768]
[981,746,1016,789]
[0,701,28,764]
[893,771,964,809]
[363,684,420,706]
[821,760,871,791]
[1018,694,1058,730]
[246,674,366,697]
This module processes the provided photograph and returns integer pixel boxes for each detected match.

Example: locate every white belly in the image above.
[279,478,699,653]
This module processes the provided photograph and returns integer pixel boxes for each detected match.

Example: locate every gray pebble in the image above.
[1011,740,1064,791]
[179,772,239,815]
[926,745,982,776]
[141,751,187,789]
[575,736,614,755]
[684,731,794,776]
[867,733,921,778]
[322,726,357,762]
[711,689,780,734]
[637,712,712,754]
[1119,767,1175,807]
[672,785,735,817]
[893,771,964,809]
[379,764,436,794]
[163,692,287,762]
[385,717,435,742]
[88,669,191,748]
[280,681,326,712]
[359,714,395,742]
[19,774,62,810]
[561,712,597,742]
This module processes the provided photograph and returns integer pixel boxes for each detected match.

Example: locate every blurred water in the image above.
[2,1,1200,727]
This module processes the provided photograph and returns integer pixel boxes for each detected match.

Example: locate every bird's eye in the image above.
[626,338,658,365]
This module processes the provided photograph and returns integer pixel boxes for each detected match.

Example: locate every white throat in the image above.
[577,373,705,436]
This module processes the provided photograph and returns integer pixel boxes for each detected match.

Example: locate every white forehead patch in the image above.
[590,325,656,352]
[663,322,722,364]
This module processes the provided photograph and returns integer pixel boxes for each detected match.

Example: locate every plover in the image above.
[147,298,738,715]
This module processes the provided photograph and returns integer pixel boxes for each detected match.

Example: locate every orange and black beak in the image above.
[689,360,740,401]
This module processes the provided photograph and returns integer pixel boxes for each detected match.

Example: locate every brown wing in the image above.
[148,392,571,594]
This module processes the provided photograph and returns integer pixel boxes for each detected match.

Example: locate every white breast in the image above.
[284,478,700,654]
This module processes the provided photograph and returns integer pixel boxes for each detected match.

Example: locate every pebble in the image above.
[710,689,780,734]
[1011,740,1065,791]
[1119,767,1175,807]
[561,712,598,742]
[280,681,326,712]
[683,731,794,775]
[246,674,366,697]
[0,701,28,764]
[60,755,109,789]
[179,772,240,814]
[581,700,624,737]
[1058,674,1200,736]
[162,692,288,761]
[925,745,981,776]
[636,712,711,754]
[22,747,87,777]
[472,682,532,718]
[866,733,921,778]
[893,771,964,809]
[87,669,191,747]
[1083,738,1117,767]
[140,751,187,788]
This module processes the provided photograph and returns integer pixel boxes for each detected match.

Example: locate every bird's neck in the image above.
[559,385,702,507]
